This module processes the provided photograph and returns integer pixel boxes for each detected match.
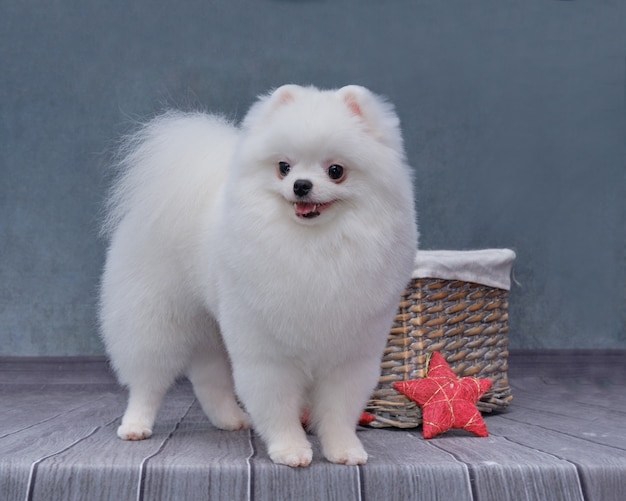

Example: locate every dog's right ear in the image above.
[242,85,302,130]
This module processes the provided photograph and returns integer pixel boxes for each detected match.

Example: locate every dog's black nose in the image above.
[293,179,313,198]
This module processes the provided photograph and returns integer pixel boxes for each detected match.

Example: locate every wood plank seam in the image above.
[0,392,119,440]
[356,464,365,501]
[245,428,256,501]
[492,432,586,501]
[24,425,102,501]
[498,432,590,501]
[410,432,476,500]
[136,400,195,501]
[426,441,478,501]
[499,414,626,453]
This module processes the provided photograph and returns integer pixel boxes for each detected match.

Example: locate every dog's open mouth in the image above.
[293,201,335,219]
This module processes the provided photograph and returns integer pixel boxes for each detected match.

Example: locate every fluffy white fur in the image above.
[100,84,418,467]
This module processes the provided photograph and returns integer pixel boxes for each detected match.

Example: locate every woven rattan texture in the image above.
[366,278,512,428]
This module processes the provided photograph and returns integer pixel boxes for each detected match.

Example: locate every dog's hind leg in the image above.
[186,323,251,431]
[104,305,190,441]
[117,382,170,440]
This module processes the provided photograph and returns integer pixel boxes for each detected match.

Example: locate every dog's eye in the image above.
[278,161,291,177]
[327,164,344,181]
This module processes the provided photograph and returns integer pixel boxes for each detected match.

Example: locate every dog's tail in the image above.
[101,111,237,238]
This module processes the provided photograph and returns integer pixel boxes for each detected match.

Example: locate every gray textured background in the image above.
[1,0,625,356]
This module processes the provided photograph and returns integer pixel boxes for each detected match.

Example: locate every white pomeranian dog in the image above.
[100,84,417,467]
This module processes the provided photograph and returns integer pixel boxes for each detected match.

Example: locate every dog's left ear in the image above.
[270,84,301,107]
[336,86,404,153]
[242,85,303,131]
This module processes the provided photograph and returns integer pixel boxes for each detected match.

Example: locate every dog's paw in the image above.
[324,445,368,465]
[117,422,152,441]
[212,408,252,431]
[269,445,313,467]
[323,438,368,465]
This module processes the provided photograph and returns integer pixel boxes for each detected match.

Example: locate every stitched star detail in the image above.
[393,352,493,439]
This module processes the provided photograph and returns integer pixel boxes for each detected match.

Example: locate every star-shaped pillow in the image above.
[393,352,493,439]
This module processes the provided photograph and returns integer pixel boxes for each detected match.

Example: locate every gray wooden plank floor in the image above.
[1,352,625,501]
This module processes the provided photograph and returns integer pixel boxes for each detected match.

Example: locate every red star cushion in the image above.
[358,412,376,426]
[393,352,493,439]
[303,410,376,428]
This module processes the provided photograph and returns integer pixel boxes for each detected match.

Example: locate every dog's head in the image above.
[234,84,411,226]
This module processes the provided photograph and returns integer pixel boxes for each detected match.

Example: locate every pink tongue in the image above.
[295,202,317,215]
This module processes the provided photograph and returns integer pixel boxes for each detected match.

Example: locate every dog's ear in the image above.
[337,85,367,118]
[336,85,404,153]
[270,84,300,106]
[242,85,302,130]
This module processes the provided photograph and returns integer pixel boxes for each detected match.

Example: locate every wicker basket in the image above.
[365,249,515,428]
